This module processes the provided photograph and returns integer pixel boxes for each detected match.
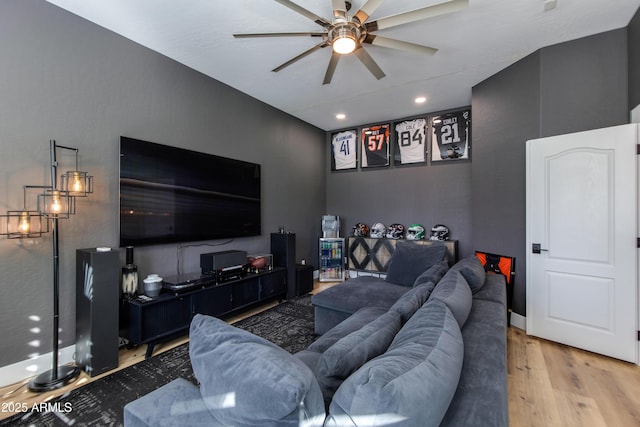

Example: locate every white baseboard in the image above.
[0,345,76,388]
[510,311,526,330]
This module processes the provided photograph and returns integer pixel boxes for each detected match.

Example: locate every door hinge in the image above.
[637,238,640,248]
[638,330,640,341]
[637,144,640,155]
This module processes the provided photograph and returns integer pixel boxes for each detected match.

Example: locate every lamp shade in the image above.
[61,170,93,197]
[0,210,48,238]
[38,189,75,219]
[333,35,356,54]
[331,25,359,55]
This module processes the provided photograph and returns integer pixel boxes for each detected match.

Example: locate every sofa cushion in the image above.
[440,299,508,427]
[315,310,402,407]
[384,242,447,286]
[294,349,323,373]
[430,270,473,328]
[450,255,486,293]
[388,280,436,324]
[413,259,449,287]
[124,378,213,427]
[473,273,507,307]
[311,277,409,314]
[309,306,389,353]
[327,299,464,427]
[189,314,325,427]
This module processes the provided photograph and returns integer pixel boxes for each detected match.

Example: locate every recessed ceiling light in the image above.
[544,0,557,12]
[336,113,346,120]
[414,96,427,104]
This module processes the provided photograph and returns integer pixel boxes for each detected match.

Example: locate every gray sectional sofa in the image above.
[124,242,508,427]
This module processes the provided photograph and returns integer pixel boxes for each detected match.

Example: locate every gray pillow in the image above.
[189,314,325,426]
[450,255,487,293]
[327,299,463,427]
[388,280,436,324]
[430,270,473,328]
[315,311,402,408]
[385,242,447,286]
[413,260,450,287]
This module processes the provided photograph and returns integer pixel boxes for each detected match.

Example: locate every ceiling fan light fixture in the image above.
[331,25,359,55]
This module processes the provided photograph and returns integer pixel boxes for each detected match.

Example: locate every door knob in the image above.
[532,243,549,254]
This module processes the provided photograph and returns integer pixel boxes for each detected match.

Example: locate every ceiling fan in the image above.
[234,0,469,84]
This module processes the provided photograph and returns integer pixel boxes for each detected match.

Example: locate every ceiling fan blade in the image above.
[366,0,468,32]
[332,0,348,20]
[272,41,329,72]
[354,47,385,80]
[353,0,386,24]
[234,32,325,39]
[363,34,438,55]
[323,51,341,85]
[274,0,332,28]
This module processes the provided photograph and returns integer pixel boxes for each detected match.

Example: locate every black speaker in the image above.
[296,264,314,296]
[271,233,296,299]
[76,248,119,376]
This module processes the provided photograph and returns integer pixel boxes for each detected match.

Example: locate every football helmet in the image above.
[370,222,386,238]
[430,224,450,241]
[352,223,369,237]
[406,224,425,240]
[386,223,405,239]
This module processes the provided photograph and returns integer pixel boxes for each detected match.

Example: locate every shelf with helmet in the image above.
[347,222,457,276]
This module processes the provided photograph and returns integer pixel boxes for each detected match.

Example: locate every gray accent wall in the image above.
[325,113,473,259]
[629,8,640,110]
[471,54,541,318]
[472,28,630,317]
[0,0,325,368]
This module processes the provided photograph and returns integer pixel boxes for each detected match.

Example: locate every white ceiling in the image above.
[45,0,640,131]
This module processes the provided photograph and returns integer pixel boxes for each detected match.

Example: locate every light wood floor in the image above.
[507,327,640,427]
[1,281,639,426]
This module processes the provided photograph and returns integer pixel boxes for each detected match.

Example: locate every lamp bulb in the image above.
[19,212,30,234]
[51,194,61,213]
[73,177,83,192]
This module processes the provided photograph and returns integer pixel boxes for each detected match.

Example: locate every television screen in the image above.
[119,137,261,247]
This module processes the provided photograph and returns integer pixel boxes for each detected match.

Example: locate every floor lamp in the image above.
[1,140,93,392]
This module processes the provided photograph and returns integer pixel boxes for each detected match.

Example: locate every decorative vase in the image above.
[122,246,138,298]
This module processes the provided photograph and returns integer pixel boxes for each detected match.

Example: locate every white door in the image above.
[526,124,638,363]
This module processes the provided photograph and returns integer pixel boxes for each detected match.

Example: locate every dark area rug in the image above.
[0,295,316,427]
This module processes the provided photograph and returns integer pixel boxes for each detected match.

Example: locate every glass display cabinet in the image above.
[319,238,345,282]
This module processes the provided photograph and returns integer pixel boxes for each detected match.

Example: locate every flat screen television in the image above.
[119,137,261,247]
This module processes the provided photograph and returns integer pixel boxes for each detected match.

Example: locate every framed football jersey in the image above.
[331,129,358,171]
[431,108,471,162]
[394,118,427,165]
[360,123,390,168]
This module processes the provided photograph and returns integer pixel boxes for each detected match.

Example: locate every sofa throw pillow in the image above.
[315,310,402,408]
[450,255,487,293]
[388,280,436,324]
[327,299,463,427]
[413,260,450,288]
[430,270,473,328]
[189,314,325,427]
[384,242,447,287]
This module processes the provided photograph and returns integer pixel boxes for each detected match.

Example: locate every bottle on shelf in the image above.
[122,246,139,299]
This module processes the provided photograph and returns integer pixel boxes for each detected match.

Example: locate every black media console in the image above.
[122,267,287,358]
